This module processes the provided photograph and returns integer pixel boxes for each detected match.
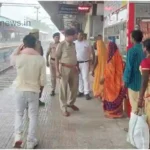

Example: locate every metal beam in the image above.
[0,3,39,7]
[38,1,64,30]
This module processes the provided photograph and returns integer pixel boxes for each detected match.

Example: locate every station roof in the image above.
[38,1,104,30]
[0,16,48,34]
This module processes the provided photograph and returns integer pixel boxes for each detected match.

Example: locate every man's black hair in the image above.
[23,34,36,48]
[77,30,84,34]
[131,30,143,43]
[143,38,150,52]
[65,28,76,36]
[53,32,60,38]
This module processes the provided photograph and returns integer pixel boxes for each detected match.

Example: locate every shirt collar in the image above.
[134,43,142,48]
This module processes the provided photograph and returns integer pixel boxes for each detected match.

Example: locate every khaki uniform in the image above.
[35,40,44,98]
[36,40,43,56]
[56,41,79,111]
[49,42,59,91]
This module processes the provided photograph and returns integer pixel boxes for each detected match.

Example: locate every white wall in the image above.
[92,16,103,37]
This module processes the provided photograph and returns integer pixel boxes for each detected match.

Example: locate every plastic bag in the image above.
[127,112,149,149]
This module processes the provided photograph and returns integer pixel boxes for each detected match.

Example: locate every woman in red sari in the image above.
[101,42,126,118]
[138,39,150,128]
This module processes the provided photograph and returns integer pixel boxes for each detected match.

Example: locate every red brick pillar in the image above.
[125,2,135,118]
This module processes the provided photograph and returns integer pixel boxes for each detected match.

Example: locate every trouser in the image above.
[59,66,79,112]
[15,91,39,141]
[128,88,139,113]
[50,60,56,91]
[78,62,90,95]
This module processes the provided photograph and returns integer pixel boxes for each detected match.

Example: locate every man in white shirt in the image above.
[74,31,92,100]
[11,35,46,149]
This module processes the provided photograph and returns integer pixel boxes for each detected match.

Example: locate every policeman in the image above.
[46,32,60,96]
[29,29,45,106]
[55,29,79,117]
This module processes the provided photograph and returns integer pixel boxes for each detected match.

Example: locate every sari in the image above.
[103,42,126,118]
[93,40,107,98]
[140,58,150,127]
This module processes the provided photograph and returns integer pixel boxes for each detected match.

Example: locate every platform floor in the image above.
[0,68,134,149]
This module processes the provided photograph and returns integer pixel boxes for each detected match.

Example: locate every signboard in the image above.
[77,6,91,13]
[135,3,150,18]
[58,4,78,15]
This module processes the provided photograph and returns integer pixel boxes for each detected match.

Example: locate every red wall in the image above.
[127,3,135,50]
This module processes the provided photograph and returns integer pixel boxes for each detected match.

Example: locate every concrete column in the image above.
[84,14,92,39]
[76,15,87,31]
[91,16,103,37]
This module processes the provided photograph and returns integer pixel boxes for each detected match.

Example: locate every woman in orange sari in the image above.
[92,37,107,98]
[102,42,126,118]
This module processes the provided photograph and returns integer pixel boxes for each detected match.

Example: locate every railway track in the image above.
[0,41,49,91]
[0,67,16,90]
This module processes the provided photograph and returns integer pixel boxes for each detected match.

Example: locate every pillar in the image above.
[125,2,135,118]
[127,2,135,50]
[84,14,92,39]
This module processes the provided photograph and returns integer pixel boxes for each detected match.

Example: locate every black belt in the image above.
[78,60,90,63]
[51,58,55,61]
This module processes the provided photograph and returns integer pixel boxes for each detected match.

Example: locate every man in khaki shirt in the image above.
[46,32,60,96]
[29,29,45,106]
[56,29,79,117]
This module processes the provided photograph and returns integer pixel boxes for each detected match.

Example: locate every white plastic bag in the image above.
[127,112,149,149]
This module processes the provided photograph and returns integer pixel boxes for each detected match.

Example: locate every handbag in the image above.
[127,109,149,149]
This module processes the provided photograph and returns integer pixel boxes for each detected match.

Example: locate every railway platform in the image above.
[0,67,133,149]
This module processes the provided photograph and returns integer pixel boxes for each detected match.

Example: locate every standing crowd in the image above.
[10,28,150,148]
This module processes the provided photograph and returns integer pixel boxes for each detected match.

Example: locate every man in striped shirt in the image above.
[123,30,145,114]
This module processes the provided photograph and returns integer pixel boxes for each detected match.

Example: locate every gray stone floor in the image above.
[0,70,133,149]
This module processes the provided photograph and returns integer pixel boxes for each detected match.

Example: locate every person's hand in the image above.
[16,44,24,54]
[100,78,105,85]
[46,61,49,67]
[138,98,144,108]
[124,82,129,88]
[18,44,24,51]
[56,71,61,79]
